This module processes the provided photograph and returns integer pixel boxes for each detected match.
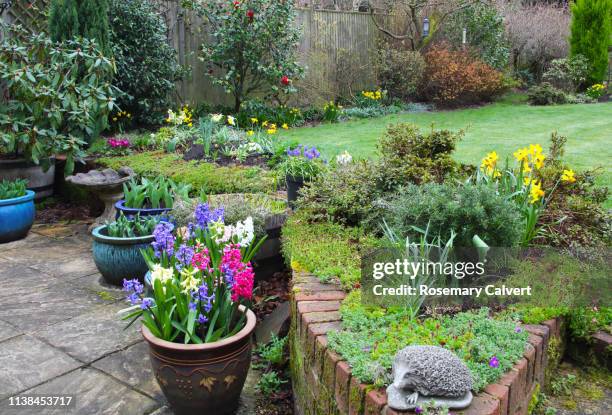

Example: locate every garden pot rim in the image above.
[285,174,306,183]
[92,221,174,244]
[141,305,256,351]
[115,199,173,213]
[0,190,35,207]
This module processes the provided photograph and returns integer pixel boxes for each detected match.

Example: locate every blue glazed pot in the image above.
[0,190,35,243]
[91,222,174,286]
[115,199,172,219]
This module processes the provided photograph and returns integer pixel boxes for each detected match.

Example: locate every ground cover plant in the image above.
[0,179,27,200]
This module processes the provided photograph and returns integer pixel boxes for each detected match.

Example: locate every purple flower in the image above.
[175,244,195,270]
[415,407,423,414]
[188,301,197,311]
[194,203,224,228]
[152,223,175,258]
[489,356,500,368]
[303,146,321,160]
[515,326,522,333]
[193,282,215,313]
[197,314,208,324]
[141,298,154,310]
[123,278,144,305]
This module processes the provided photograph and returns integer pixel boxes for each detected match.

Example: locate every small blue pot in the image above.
[0,190,35,243]
[91,222,173,286]
[115,199,173,219]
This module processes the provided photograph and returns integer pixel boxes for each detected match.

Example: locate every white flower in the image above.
[234,216,255,247]
[336,150,352,165]
[150,264,174,284]
[241,142,263,154]
[179,268,200,293]
[211,113,224,123]
[209,217,254,247]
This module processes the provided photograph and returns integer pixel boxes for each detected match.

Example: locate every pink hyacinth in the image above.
[221,245,254,302]
[191,246,212,272]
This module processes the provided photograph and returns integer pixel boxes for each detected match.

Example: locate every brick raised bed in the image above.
[289,271,566,415]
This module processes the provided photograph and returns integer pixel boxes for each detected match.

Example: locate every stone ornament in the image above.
[386,345,473,411]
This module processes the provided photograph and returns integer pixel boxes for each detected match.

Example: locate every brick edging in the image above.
[290,271,566,415]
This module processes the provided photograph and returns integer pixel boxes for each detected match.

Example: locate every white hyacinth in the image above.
[210,217,255,247]
[210,113,224,123]
[336,150,353,165]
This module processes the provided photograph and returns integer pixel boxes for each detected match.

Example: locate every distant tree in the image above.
[570,0,612,84]
[48,0,111,54]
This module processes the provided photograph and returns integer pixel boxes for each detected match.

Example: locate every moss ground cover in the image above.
[98,151,277,195]
[327,291,529,391]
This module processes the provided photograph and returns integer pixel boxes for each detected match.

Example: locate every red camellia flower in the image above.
[246,9,254,21]
[233,1,240,8]
[281,75,290,86]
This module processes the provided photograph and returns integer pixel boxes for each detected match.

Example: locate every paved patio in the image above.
[0,223,258,415]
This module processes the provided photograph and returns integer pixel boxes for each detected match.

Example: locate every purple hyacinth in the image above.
[141,297,154,310]
[123,278,144,305]
[515,326,522,333]
[197,314,208,324]
[303,145,321,160]
[286,145,302,157]
[194,203,224,228]
[192,282,215,313]
[175,244,195,270]
[151,223,175,258]
[222,263,235,287]
[188,301,197,311]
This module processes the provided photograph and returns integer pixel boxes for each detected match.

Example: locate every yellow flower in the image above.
[246,130,255,136]
[282,123,289,130]
[522,163,532,173]
[493,170,501,178]
[523,177,533,186]
[261,120,269,127]
[533,153,545,169]
[561,169,576,183]
[270,123,277,129]
[187,122,193,127]
[250,117,258,124]
[112,117,118,122]
[529,181,545,204]
[179,268,199,293]
[528,144,543,156]
[266,128,277,135]
[513,147,529,163]
[227,115,236,126]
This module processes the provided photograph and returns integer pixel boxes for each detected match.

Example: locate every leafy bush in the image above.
[375,183,523,247]
[105,213,160,238]
[542,55,590,92]
[0,179,27,200]
[585,83,607,99]
[374,45,425,101]
[322,101,342,123]
[256,334,287,366]
[298,160,381,226]
[123,176,190,209]
[443,2,510,70]
[527,83,568,105]
[0,27,119,173]
[570,0,612,84]
[99,151,277,194]
[421,44,505,106]
[328,296,528,391]
[109,0,184,125]
[376,123,463,190]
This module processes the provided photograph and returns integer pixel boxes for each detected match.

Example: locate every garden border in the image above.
[289,270,566,415]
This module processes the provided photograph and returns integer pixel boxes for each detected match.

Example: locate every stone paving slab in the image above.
[0,262,63,299]
[67,272,124,303]
[92,341,163,402]
[0,320,22,342]
[0,368,159,415]
[0,335,81,400]
[34,303,142,364]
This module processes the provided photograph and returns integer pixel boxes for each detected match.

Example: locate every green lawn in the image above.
[279,96,612,194]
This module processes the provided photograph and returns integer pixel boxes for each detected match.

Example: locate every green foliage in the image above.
[551,374,577,396]
[376,123,462,190]
[186,0,303,111]
[256,371,287,397]
[542,55,590,92]
[49,0,111,55]
[527,83,568,105]
[298,160,381,226]
[98,151,277,195]
[0,179,27,200]
[376,182,523,247]
[276,145,325,181]
[443,2,510,70]
[570,0,612,84]
[105,213,160,238]
[328,298,528,391]
[0,28,119,173]
[256,334,287,366]
[123,176,190,209]
[235,101,304,128]
[109,0,184,125]
[342,105,404,119]
[567,307,612,339]
[374,45,425,101]
[322,101,342,123]
[282,212,377,288]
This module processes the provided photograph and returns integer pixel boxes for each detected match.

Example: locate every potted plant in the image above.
[0,27,119,199]
[0,179,35,243]
[115,176,191,218]
[92,214,168,286]
[120,203,265,415]
[276,145,324,207]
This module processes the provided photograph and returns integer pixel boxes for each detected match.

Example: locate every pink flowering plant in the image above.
[105,137,131,156]
[121,203,266,344]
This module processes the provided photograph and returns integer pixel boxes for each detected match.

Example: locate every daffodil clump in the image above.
[361,89,383,101]
[111,110,133,133]
[586,83,606,100]
[246,117,290,136]
[166,105,193,127]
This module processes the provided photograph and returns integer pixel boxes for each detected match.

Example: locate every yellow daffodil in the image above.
[282,123,289,130]
[561,169,576,183]
[262,120,268,127]
[250,117,258,124]
[112,117,118,122]
[533,153,546,169]
[523,163,532,173]
[246,130,255,136]
[523,177,533,186]
[529,181,545,204]
[266,128,277,135]
[514,147,529,163]
[227,115,236,126]
[493,170,501,178]
[528,144,543,156]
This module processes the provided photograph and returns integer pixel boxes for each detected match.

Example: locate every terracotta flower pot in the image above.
[142,307,256,415]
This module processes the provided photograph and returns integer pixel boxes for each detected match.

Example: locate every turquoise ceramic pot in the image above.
[0,190,35,243]
[91,222,173,286]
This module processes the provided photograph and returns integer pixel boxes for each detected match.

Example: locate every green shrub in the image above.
[527,83,568,105]
[375,183,523,247]
[376,123,463,190]
[0,179,27,200]
[542,55,590,92]
[98,151,277,195]
[374,45,425,101]
[322,101,342,123]
[49,0,111,55]
[0,28,119,173]
[570,0,612,84]
[256,335,287,366]
[298,160,381,226]
[109,0,184,125]
[256,371,287,397]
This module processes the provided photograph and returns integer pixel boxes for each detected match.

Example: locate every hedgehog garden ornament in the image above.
[386,345,474,411]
